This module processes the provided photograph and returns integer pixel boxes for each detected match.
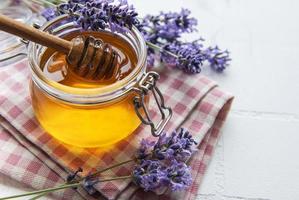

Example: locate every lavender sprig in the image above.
[161,40,206,74]
[140,10,231,73]
[51,0,140,33]
[1,128,196,199]
[132,128,196,192]
[132,160,167,191]
[140,8,198,43]
[205,46,231,72]
[41,0,231,74]
[153,128,197,161]
[135,139,155,160]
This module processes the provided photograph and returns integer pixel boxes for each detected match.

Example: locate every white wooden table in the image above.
[1,0,299,199]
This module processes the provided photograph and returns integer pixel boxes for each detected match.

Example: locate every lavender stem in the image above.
[29,159,134,200]
[2,176,132,200]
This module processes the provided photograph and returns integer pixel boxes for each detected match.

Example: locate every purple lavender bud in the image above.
[175,9,198,32]
[205,46,231,72]
[133,147,193,192]
[162,40,206,74]
[46,1,231,73]
[55,0,140,33]
[140,8,197,43]
[139,8,230,73]
[164,160,192,191]
[41,8,57,21]
[153,128,197,162]
[152,133,175,160]
[133,129,196,192]
[147,53,156,67]
[82,175,99,195]
[135,139,155,160]
[132,160,167,191]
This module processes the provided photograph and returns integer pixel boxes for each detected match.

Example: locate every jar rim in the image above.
[28,15,147,104]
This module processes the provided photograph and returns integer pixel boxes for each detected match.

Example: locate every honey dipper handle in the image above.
[0,14,71,53]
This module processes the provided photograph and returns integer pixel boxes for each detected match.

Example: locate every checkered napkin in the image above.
[0,59,233,200]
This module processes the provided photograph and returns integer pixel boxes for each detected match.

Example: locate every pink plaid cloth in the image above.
[0,59,233,200]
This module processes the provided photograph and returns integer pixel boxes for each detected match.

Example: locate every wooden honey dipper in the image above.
[0,14,120,80]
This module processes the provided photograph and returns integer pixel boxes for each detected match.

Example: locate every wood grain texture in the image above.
[0,14,71,53]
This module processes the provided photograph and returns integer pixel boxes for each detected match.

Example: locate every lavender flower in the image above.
[140,8,197,43]
[55,0,140,33]
[135,139,155,160]
[139,9,230,73]
[133,128,196,192]
[205,46,231,72]
[1,129,196,199]
[140,9,199,67]
[42,7,58,21]
[162,40,206,73]
[152,128,197,162]
[132,160,167,191]
[164,160,192,191]
[82,174,100,195]
[40,1,231,74]
[132,159,193,192]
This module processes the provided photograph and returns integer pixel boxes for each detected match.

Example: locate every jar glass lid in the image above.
[0,6,33,67]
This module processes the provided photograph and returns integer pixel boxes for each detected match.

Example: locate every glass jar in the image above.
[0,6,33,67]
[28,15,172,148]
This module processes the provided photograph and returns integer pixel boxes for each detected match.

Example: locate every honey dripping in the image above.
[31,31,142,147]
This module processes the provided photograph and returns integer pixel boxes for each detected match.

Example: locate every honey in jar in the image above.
[30,30,144,147]
[28,16,171,148]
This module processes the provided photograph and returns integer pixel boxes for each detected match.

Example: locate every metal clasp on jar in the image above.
[133,71,172,137]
